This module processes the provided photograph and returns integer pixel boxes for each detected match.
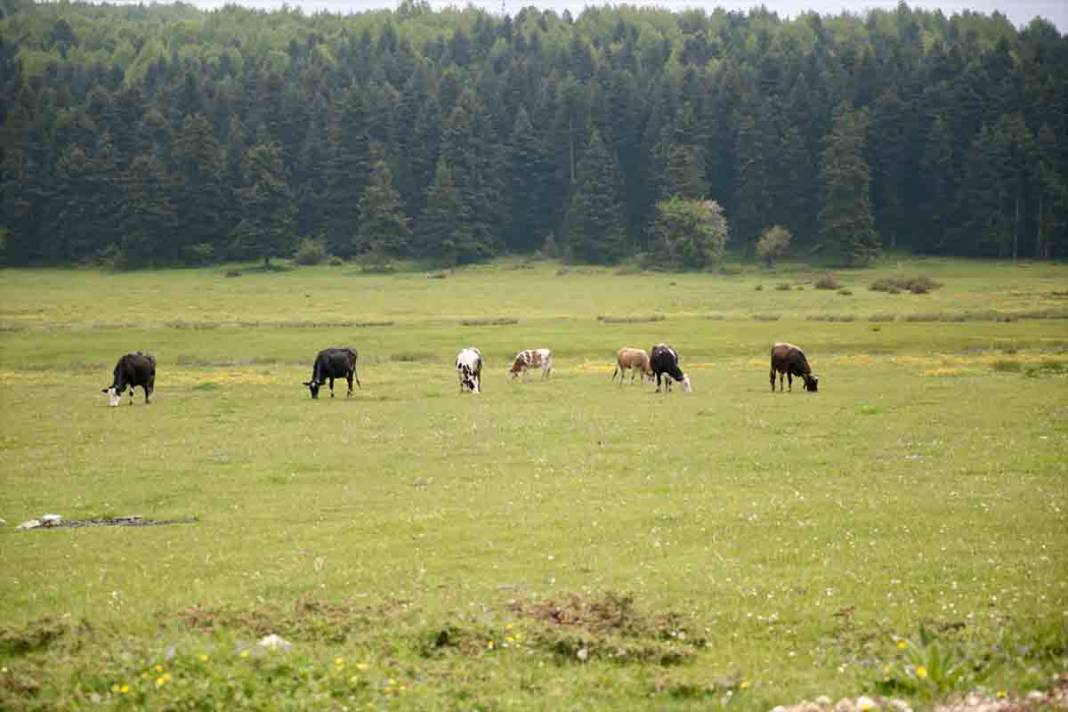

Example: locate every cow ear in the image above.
[101,388,108,393]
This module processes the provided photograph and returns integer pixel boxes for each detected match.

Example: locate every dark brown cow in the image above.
[770,342,818,392]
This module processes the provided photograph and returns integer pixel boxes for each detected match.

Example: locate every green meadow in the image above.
[1,258,1066,710]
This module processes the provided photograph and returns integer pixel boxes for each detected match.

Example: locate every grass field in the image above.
[1,258,1066,710]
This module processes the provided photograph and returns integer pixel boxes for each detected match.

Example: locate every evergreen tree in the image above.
[231,138,294,266]
[173,114,226,261]
[563,130,627,264]
[506,106,552,252]
[355,159,410,257]
[322,89,371,257]
[415,158,469,264]
[120,151,176,267]
[817,104,879,265]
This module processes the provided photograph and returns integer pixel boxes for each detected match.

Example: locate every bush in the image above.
[837,288,853,296]
[185,242,216,266]
[754,284,763,291]
[328,255,344,266]
[814,273,841,290]
[870,275,941,294]
[775,282,791,291]
[755,225,791,268]
[648,198,728,270]
[224,269,241,278]
[293,238,327,265]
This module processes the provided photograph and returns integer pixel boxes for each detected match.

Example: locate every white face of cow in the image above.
[680,375,692,393]
[106,387,121,406]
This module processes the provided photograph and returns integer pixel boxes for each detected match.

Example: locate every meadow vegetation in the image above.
[0,258,1066,709]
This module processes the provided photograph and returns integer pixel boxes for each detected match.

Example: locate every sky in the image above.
[140,0,1065,30]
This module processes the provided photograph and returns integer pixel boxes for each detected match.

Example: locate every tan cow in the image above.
[612,347,653,384]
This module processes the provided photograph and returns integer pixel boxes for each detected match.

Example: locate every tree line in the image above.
[1,0,1066,268]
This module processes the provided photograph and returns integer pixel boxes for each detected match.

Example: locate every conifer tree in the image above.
[817,104,879,265]
[231,138,294,266]
[415,158,468,264]
[563,130,627,264]
[355,159,410,258]
[506,106,552,252]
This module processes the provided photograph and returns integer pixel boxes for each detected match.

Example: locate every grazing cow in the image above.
[612,347,653,384]
[650,344,692,393]
[770,342,818,392]
[304,347,360,399]
[456,347,482,393]
[509,348,552,380]
[102,352,156,406]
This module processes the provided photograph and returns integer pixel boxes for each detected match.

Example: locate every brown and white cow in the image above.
[612,347,653,384]
[509,348,552,380]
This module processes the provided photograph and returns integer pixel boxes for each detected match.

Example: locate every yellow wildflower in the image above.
[334,657,344,666]
[155,672,172,688]
[120,685,130,694]
[996,690,1007,699]
[349,675,360,684]
[355,662,369,671]
[896,640,909,650]
[154,665,163,673]
[506,623,514,630]
[882,663,892,677]
[197,654,208,662]
[739,680,750,690]
[486,640,495,650]
[239,650,250,658]
[915,665,928,679]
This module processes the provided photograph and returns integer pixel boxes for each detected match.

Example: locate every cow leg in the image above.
[144,384,152,404]
[346,372,353,397]
[329,377,335,397]
[770,369,776,392]
[128,387,135,405]
[787,373,793,392]
[655,373,661,392]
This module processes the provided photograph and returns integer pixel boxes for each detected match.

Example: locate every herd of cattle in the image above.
[102,342,818,405]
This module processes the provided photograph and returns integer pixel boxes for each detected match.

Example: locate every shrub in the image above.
[814,273,841,290]
[224,269,241,278]
[837,288,853,296]
[870,275,941,294]
[185,242,216,266]
[755,225,791,268]
[648,198,728,270]
[293,238,327,265]
[328,255,344,266]
[425,271,447,279]
[775,282,791,291]
[754,284,763,291]
[718,264,743,275]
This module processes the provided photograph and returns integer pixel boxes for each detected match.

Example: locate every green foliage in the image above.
[755,226,792,268]
[292,238,328,266]
[818,104,880,266]
[356,160,410,258]
[648,197,728,270]
[0,1,1066,267]
[230,138,295,266]
[563,130,627,264]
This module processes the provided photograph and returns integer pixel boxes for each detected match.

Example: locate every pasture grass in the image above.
[0,258,1066,710]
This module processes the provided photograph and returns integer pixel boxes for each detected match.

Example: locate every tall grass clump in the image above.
[870,275,941,294]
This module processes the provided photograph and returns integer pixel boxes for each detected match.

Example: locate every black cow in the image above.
[770,342,818,392]
[650,343,692,393]
[304,347,360,399]
[102,352,156,406]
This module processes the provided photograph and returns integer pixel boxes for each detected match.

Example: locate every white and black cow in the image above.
[509,348,552,381]
[456,347,482,393]
[304,347,360,399]
[102,352,156,406]
[650,343,692,393]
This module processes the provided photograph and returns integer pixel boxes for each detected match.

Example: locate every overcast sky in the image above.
[149,0,1064,30]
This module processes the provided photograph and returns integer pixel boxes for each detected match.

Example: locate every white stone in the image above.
[856,696,878,711]
[771,706,788,712]
[41,514,62,527]
[16,519,41,530]
[257,634,292,651]
[815,696,833,707]
[576,647,589,661]
[1026,691,1044,702]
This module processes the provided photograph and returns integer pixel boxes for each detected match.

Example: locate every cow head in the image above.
[680,374,692,392]
[303,380,321,399]
[803,374,819,392]
[102,386,121,407]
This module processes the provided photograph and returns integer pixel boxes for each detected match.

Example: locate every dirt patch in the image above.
[0,617,83,657]
[508,591,704,666]
[178,595,412,644]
